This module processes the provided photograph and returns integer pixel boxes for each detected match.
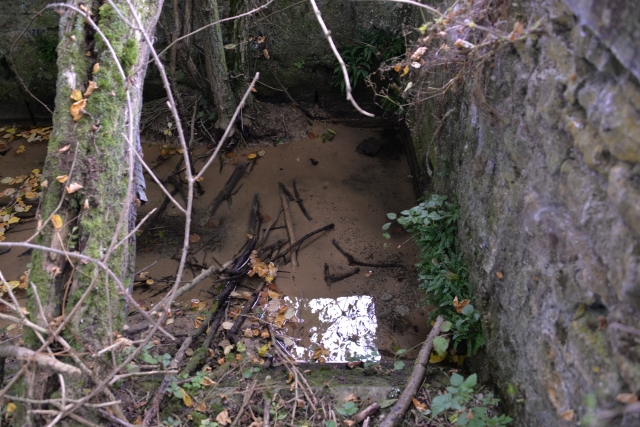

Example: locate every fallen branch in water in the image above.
[324,264,360,288]
[293,180,312,220]
[331,239,403,268]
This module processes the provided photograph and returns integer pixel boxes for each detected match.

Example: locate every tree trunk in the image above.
[197,0,237,131]
[14,0,163,425]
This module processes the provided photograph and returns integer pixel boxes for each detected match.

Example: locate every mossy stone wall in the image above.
[408,1,640,426]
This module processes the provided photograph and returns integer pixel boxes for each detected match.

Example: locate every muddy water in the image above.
[0,120,429,361]
[136,122,428,361]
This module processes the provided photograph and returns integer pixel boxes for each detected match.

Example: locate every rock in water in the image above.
[357,137,383,156]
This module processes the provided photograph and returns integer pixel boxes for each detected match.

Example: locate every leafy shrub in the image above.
[332,28,405,106]
[384,194,483,355]
[431,373,513,426]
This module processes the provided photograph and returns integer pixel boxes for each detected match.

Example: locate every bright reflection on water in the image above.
[283,295,380,363]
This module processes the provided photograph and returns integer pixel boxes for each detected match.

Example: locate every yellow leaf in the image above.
[258,343,270,357]
[51,214,63,230]
[92,63,100,74]
[248,153,257,160]
[267,290,281,299]
[7,216,19,224]
[6,402,16,414]
[146,279,154,285]
[66,182,83,194]
[200,377,216,387]
[429,350,446,363]
[84,81,98,98]
[70,89,83,101]
[70,99,87,121]
[401,65,409,77]
[180,388,193,407]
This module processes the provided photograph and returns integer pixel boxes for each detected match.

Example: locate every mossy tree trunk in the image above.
[196,0,238,131]
[14,0,162,425]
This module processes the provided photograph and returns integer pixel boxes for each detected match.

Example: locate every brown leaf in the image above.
[453,296,471,313]
[263,49,270,60]
[189,233,201,243]
[195,401,207,412]
[257,35,265,43]
[84,81,98,98]
[216,409,232,426]
[495,271,504,279]
[616,393,638,404]
[343,421,356,427]
[70,99,86,121]
[560,409,574,421]
[412,397,427,411]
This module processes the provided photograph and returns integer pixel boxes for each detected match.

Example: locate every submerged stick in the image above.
[293,180,312,220]
[201,162,247,226]
[379,316,445,427]
[279,187,298,269]
[324,264,360,288]
[332,239,403,268]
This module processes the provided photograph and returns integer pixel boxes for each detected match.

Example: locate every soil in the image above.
[0,103,428,362]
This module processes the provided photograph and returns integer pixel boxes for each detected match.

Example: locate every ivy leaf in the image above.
[379,399,397,409]
[433,336,449,357]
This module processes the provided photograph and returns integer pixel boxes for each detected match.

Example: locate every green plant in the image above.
[383,194,484,355]
[321,128,335,143]
[294,60,305,69]
[332,28,405,94]
[336,401,358,417]
[431,373,512,427]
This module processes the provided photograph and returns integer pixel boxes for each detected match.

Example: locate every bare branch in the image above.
[0,345,81,376]
[308,0,374,117]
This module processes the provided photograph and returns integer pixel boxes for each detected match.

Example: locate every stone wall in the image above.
[408,0,640,425]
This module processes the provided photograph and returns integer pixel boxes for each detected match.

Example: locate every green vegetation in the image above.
[429,373,513,426]
[384,194,484,355]
[332,28,405,113]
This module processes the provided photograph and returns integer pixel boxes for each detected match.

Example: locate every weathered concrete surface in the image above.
[408,0,640,426]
